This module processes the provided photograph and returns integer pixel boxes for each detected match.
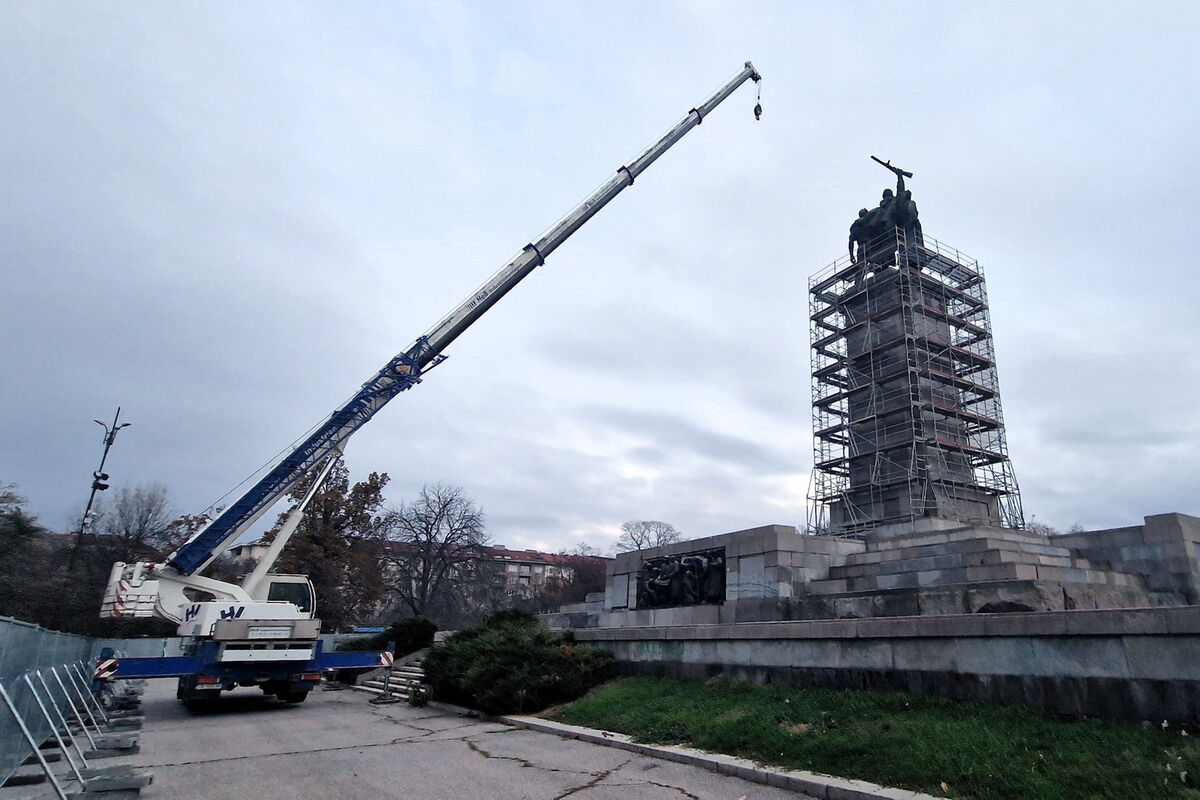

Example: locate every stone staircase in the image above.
[805,526,1146,595]
[353,659,426,703]
[775,524,1183,617]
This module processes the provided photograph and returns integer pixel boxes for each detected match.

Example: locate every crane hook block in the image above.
[754,102,762,121]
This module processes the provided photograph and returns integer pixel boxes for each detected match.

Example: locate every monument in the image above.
[810,159,1023,537]
[547,159,1200,622]
[543,162,1200,724]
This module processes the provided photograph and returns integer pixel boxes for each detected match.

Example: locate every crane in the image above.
[98,62,762,708]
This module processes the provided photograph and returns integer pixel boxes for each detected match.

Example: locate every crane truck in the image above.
[97,62,763,709]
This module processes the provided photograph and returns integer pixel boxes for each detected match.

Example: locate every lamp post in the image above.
[71,407,132,566]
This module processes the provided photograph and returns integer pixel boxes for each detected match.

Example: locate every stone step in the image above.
[359,680,413,696]
[868,526,1050,553]
[830,535,1119,581]
[843,536,1015,564]
[810,559,1146,594]
[353,663,427,701]
[831,550,1032,580]
[844,535,1076,566]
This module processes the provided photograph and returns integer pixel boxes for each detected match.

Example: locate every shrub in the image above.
[337,616,438,658]
[421,610,612,715]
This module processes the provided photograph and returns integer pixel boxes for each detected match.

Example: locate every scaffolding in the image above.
[807,228,1024,536]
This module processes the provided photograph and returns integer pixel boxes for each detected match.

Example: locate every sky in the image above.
[3,1,1199,555]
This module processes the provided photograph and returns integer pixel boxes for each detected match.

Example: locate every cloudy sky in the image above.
[3,1,1198,554]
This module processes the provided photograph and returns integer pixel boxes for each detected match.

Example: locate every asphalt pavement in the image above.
[83,678,816,800]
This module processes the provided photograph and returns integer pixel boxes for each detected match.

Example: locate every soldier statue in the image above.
[849,158,923,267]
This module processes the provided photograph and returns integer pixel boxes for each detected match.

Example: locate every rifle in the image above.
[871,155,913,179]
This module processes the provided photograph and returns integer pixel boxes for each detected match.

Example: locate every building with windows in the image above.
[484,545,607,598]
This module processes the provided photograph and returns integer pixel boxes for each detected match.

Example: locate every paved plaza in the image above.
[87,679,813,800]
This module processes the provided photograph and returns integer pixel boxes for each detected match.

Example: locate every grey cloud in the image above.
[578,405,794,475]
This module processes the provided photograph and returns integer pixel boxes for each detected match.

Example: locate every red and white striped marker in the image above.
[94,659,118,680]
[379,652,394,668]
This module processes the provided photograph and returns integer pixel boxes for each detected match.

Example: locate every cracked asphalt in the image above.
[95,679,814,799]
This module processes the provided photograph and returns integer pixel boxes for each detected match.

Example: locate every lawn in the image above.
[549,676,1200,800]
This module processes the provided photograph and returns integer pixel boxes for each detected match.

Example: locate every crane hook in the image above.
[753,81,763,121]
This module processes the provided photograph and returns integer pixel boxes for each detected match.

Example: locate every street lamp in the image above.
[79,406,132,534]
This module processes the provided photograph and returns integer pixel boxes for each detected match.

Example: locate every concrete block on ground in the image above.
[78,765,154,793]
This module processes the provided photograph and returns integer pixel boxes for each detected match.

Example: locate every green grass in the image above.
[549,677,1200,800]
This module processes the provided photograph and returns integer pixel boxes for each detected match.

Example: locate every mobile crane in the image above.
[97,62,762,708]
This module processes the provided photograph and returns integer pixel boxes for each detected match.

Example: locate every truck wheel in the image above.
[279,690,308,704]
[183,696,216,713]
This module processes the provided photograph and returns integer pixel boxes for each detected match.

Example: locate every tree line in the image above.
[0,464,610,637]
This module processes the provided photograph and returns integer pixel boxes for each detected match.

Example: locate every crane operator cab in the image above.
[252,574,315,616]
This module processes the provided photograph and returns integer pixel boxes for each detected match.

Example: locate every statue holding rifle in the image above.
[849,157,924,266]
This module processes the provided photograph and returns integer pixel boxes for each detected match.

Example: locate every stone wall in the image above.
[544,514,1200,632]
[1052,513,1200,604]
[595,525,864,628]
[573,606,1200,724]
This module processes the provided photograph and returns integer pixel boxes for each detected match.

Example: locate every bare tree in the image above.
[617,520,682,552]
[378,483,491,621]
[94,483,177,559]
[1025,517,1060,537]
[0,482,47,620]
[537,544,610,611]
[2,480,177,637]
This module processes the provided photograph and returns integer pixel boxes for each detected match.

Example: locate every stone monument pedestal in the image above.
[544,513,1200,630]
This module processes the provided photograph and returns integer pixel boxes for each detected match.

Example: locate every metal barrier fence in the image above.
[0,616,95,786]
[90,635,185,661]
[0,616,92,687]
[0,621,362,787]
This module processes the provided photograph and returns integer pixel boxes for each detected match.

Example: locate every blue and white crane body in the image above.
[98,62,762,708]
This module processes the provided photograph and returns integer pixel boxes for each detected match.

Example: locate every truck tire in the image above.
[183,696,216,713]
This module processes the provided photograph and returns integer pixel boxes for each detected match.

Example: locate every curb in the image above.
[494,714,941,800]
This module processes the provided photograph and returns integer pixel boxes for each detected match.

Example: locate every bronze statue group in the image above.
[638,550,726,609]
[848,158,923,269]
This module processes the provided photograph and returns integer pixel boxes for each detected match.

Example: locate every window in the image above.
[267,580,314,614]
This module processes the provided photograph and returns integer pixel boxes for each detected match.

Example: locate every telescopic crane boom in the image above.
[98,62,761,708]
[163,61,762,578]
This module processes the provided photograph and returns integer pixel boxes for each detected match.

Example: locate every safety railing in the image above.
[0,617,155,794]
[0,660,152,796]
